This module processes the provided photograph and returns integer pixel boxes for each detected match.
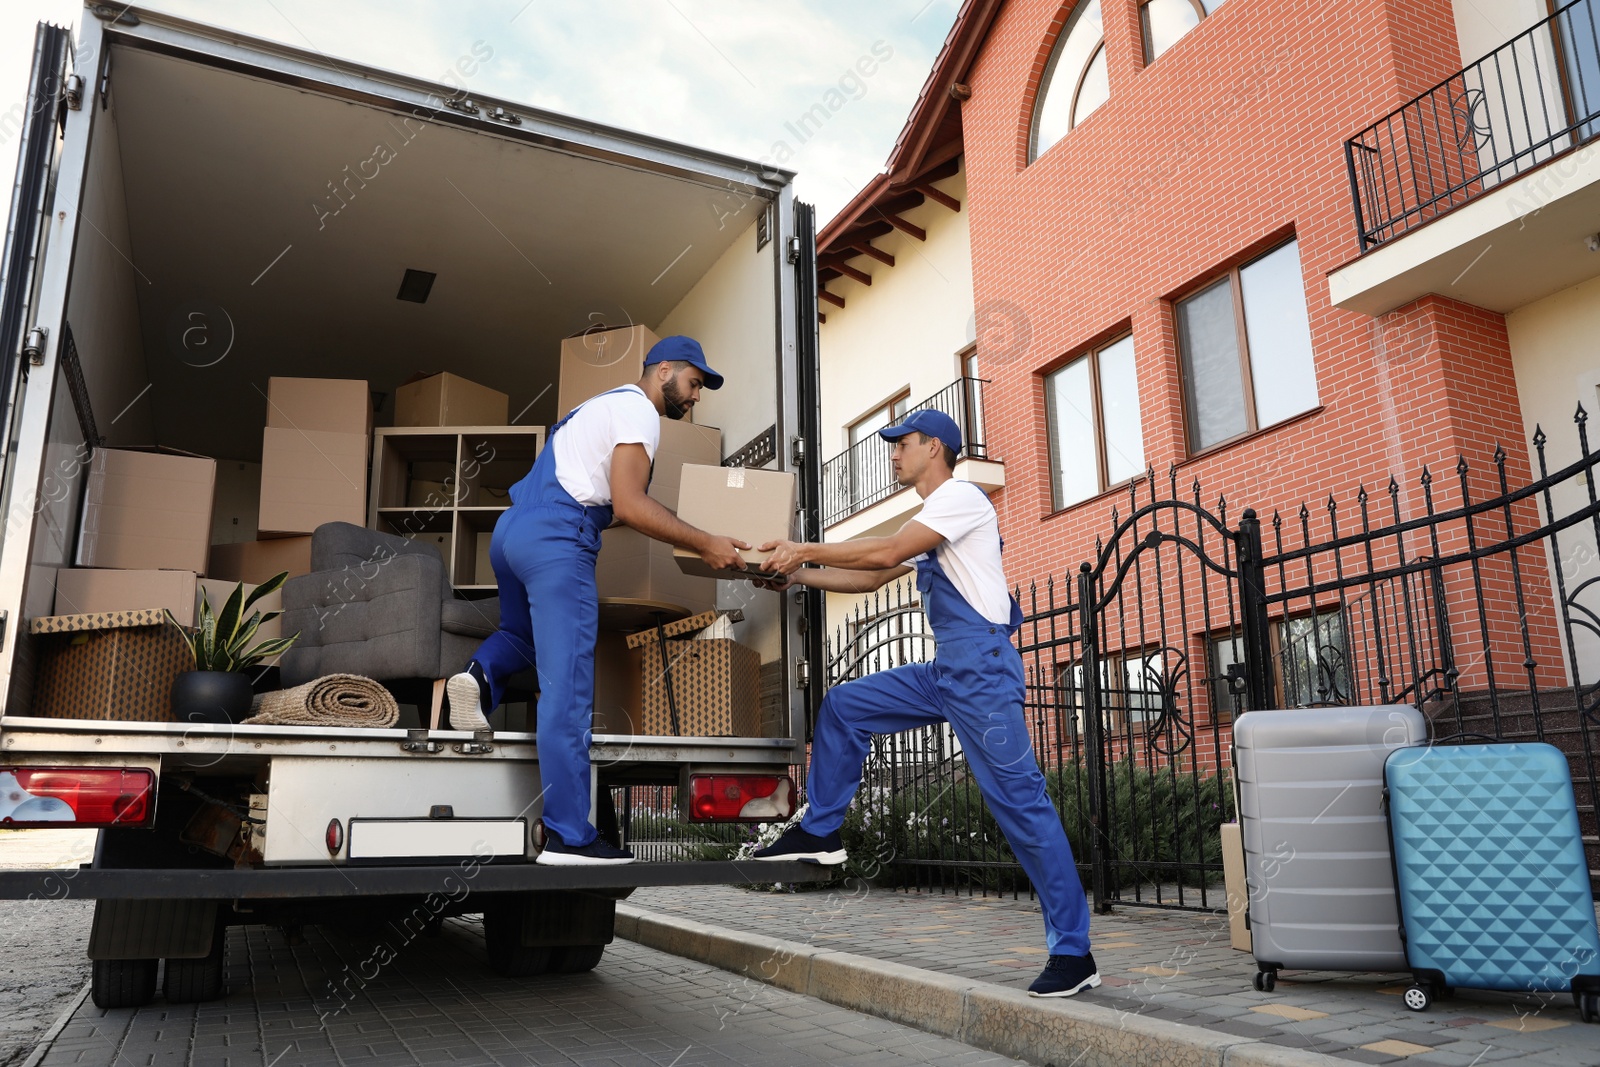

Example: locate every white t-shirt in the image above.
[909,479,1012,626]
[553,385,661,506]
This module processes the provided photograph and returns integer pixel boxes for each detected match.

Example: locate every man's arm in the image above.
[760,565,912,594]
[760,519,943,576]
[610,443,747,572]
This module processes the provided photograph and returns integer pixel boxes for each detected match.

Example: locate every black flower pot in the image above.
[171,670,254,724]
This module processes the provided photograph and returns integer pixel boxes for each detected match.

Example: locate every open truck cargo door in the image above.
[791,201,824,733]
[0,17,101,706]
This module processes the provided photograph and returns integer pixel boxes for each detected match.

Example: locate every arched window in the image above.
[1030,0,1108,161]
[1141,0,1226,65]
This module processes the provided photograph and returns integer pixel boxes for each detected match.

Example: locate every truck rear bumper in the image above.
[0,859,830,900]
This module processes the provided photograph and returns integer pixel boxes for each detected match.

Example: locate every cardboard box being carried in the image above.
[598,527,715,617]
[76,448,217,575]
[650,419,721,512]
[55,568,199,625]
[266,377,371,435]
[395,372,508,428]
[30,609,192,722]
[673,464,797,579]
[557,325,660,418]
[258,426,367,535]
[208,536,313,585]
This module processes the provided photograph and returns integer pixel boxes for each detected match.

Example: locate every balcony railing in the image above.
[1345,0,1600,251]
[820,376,989,528]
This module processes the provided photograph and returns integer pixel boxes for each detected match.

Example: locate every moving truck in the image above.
[0,7,829,1006]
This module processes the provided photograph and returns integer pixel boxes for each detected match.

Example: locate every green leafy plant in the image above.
[163,572,300,672]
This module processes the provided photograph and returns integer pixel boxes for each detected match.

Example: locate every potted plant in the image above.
[164,573,301,724]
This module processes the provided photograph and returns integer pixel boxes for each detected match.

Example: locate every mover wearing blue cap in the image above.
[447,334,746,866]
[748,410,1099,999]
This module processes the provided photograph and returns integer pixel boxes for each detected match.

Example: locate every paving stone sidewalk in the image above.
[628,884,1600,1066]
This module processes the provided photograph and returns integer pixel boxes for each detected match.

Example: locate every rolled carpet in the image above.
[242,673,399,727]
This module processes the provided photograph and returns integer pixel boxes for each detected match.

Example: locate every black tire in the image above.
[91,958,158,1009]
[163,926,226,1003]
[483,900,552,977]
[551,944,605,973]
[1252,969,1276,992]
[1580,992,1599,1024]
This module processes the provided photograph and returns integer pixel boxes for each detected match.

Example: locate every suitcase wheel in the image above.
[1579,992,1599,1024]
[1252,969,1277,993]
[1403,984,1432,1012]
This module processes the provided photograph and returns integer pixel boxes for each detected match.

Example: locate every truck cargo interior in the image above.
[6,33,792,730]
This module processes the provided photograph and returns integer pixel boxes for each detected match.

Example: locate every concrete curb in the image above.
[617,904,1348,1067]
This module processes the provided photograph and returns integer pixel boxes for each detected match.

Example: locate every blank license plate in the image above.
[346,819,526,860]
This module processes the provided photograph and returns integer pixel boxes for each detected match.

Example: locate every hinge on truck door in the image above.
[787,235,802,264]
[63,75,83,111]
[452,729,494,755]
[790,435,806,466]
[22,327,46,366]
[401,729,443,754]
[795,659,810,689]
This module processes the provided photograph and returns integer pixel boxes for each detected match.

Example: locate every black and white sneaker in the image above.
[1027,953,1101,998]
[535,830,635,867]
[446,662,491,732]
[751,826,847,865]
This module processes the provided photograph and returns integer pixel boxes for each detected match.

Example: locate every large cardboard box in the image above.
[1220,822,1251,952]
[55,569,198,625]
[258,427,368,535]
[598,527,715,616]
[208,537,313,584]
[673,465,797,579]
[650,419,721,511]
[395,372,509,428]
[557,325,660,417]
[266,377,371,435]
[30,610,192,722]
[76,448,217,575]
[592,631,643,734]
[637,636,761,736]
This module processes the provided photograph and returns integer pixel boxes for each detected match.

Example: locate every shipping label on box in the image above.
[395,372,509,428]
[266,377,371,436]
[207,537,313,584]
[259,427,368,535]
[30,611,193,722]
[557,325,660,418]
[672,464,797,579]
[55,568,198,625]
[650,418,721,512]
[76,449,217,575]
[638,637,761,736]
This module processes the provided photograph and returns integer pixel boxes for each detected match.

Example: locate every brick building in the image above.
[817,0,1600,777]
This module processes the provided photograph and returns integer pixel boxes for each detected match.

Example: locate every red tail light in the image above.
[0,767,155,827]
[688,775,795,822]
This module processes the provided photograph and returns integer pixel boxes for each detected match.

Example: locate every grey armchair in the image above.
[279,523,508,724]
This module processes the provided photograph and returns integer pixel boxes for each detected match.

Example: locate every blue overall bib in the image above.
[469,387,643,849]
[800,550,1092,956]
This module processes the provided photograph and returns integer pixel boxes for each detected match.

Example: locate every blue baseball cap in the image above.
[879,408,962,456]
[643,335,723,390]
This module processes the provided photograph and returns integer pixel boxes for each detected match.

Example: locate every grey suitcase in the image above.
[1232,705,1426,990]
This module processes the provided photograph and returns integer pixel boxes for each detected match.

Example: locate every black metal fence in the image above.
[832,408,1600,910]
[820,377,989,528]
[1346,0,1600,250]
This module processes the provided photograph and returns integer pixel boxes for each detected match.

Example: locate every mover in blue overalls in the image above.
[446,335,748,866]
[750,409,1098,997]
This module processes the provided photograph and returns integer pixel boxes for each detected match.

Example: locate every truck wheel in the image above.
[91,958,158,1009]
[550,944,605,973]
[163,926,227,1003]
[483,900,552,977]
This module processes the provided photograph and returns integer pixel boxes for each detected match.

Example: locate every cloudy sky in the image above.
[1,1,958,223]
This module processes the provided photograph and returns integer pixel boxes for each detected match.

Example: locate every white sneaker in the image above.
[446,669,490,731]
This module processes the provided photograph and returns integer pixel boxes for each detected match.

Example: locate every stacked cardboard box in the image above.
[76,449,217,574]
[30,609,193,722]
[258,377,370,536]
[557,324,660,417]
[395,372,509,427]
[625,616,762,737]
